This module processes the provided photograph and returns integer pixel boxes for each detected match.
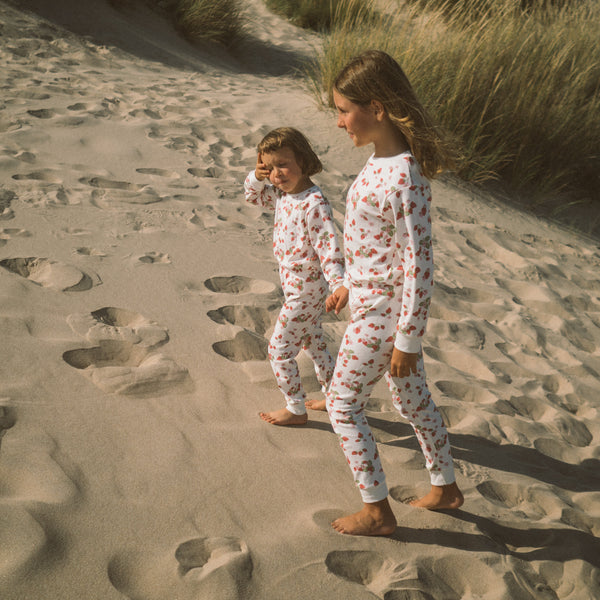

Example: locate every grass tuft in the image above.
[174,0,244,46]
[110,0,245,47]
[264,0,375,31]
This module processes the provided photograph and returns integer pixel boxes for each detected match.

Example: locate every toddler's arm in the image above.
[244,153,278,209]
[306,195,345,291]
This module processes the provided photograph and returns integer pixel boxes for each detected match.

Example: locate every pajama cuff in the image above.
[359,480,389,504]
[246,170,266,188]
[285,399,307,416]
[394,332,422,354]
[429,465,456,487]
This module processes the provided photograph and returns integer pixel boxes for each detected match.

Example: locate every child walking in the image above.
[324,50,463,535]
[244,127,345,426]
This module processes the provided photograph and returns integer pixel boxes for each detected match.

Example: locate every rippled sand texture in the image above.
[1,0,599,598]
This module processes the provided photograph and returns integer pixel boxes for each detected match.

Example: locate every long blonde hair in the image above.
[334,50,455,178]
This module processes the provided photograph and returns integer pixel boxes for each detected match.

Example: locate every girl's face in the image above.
[333,89,379,148]
[260,146,309,194]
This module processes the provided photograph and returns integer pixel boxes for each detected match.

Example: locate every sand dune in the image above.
[1,0,599,598]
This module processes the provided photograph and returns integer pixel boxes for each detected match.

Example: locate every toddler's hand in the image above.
[326,286,349,314]
[255,153,270,181]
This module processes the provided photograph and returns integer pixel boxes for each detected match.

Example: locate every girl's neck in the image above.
[373,122,409,158]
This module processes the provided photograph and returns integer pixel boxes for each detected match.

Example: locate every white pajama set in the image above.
[244,172,344,415]
[327,152,456,503]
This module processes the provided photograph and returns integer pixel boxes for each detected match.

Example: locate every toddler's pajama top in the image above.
[327,152,456,503]
[245,171,344,415]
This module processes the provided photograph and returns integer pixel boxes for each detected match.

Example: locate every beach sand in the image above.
[1,0,599,598]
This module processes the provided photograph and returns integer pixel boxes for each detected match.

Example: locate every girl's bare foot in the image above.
[331,498,397,536]
[305,398,326,411]
[259,408,308,426]
[410,482,464,510]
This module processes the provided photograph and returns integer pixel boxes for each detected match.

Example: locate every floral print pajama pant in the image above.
[327,291,456,503]
[269,275,334,415]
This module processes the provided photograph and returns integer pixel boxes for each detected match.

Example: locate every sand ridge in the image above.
[1,0,599,598]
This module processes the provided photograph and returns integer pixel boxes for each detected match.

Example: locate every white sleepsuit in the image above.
[245,171,344,415]
[327,152,456,503]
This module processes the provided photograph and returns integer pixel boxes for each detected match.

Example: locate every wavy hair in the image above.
[334,50,456,178]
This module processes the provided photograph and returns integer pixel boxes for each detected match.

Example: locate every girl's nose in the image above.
[337,115,344,129]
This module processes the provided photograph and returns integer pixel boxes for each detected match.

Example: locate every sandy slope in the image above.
[1,1,599,598]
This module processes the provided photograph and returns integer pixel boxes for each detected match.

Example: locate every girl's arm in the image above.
[390,181,433,356]
[244,154,278,210]
[306,196,345,291]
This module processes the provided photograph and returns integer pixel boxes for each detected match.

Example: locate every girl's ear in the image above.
[370,100,386,121]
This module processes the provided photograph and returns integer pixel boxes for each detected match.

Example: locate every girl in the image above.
[325,50,463,535]
[244,127,344,426]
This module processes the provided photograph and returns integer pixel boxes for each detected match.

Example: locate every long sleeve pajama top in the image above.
[244,171,344,293]
[344,152,433,354]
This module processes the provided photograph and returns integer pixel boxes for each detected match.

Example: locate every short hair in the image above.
[257,127,322,177]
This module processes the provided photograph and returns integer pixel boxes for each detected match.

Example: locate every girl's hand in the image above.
[390,348,418,378]
[326,286,349,314]
[255,153,270,181]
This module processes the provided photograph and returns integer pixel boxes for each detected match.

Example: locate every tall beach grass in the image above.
[307,0,600,219]
[264,0,374,31]
[111,0,245,46]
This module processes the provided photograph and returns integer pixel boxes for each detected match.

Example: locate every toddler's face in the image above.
[260,147,308,195]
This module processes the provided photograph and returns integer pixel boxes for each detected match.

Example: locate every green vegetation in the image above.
[307,0,600,216]
[174,0,244,45]
[264,0,374,31]
[111,0,245,46]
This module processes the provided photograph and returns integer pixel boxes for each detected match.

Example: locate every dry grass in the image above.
[110,0,245,47]
[306,0,600,213]
[174,0,244,45]
[264,0,375,31]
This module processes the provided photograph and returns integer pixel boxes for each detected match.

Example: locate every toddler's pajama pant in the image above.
[269,274,334,415]
[327,290,456,503]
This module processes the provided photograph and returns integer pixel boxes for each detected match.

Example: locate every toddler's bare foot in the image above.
[410,482,464,510]
[305,398,326,411]
[259,408,308,426]
[331,499,397,536]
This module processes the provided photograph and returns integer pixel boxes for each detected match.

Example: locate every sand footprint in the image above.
[64,308,189,395]
[324,550,409,598]
[108,536,252,600]
[0,227,31,247]
[86,178,163,208]
[476,480,566,520]
[0,257,101,291]
[207,305,273,336]
[67,307,169,347]
[138,251,171,264]
[0,189,16,219]
[205,276,280,363]
[212,331,268,362]
[204,275,277,296]
[324,550,510,600]
[63,340,190,395]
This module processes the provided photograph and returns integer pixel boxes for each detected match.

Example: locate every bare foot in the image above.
[331,498,397,536]
[410,482,464,510]
[259,408,308,426]
[305,398,326,411]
